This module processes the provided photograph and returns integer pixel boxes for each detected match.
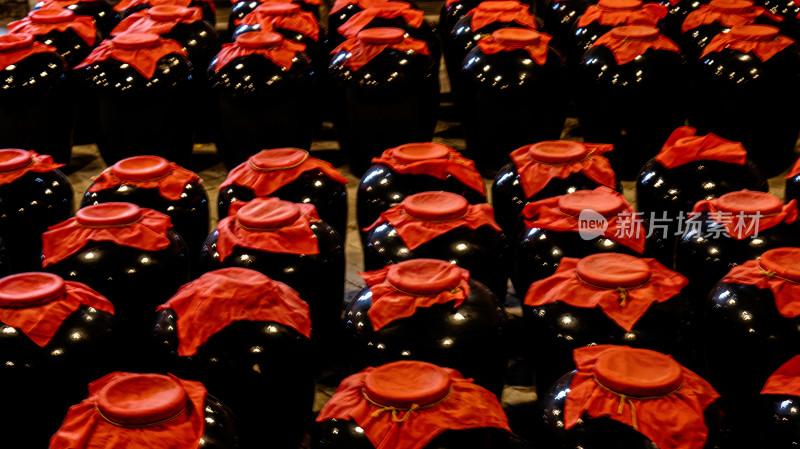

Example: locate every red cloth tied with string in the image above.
[114,0,216,13]
[8,10,97,45]
[476,30,552,64]
[0,34,57,71]
[655,126,748,169]
[719,248,800,318]
[521,186,646,254]
[681,0,779,33]
[467,0,538,31]
[371,143,485,195]
[87,156,201,201]
[576,1,668,28]
[524,254,688,331]
[362,191,502,250]
[0,149,65,186]
[510,142,616,198]
[690,190,798,240]
[73,34,187,78]
[316,361,511,449]
[330,0,404,13]
[332,32,429,71]
[701,24,795,61]
[337,3,425,38]
[564,345,720,449]
[592,25,680,64]
[49,372,207,449]
[359,259,471,330]
[157,267,311,356]
[216,198,320,261]
[238,5,320,39]
[213,35,306,70]
[762,355,800,396]
[0,274,114,347]
[111,6,205,36]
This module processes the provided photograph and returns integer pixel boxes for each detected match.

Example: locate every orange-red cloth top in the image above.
[720,247,800,318]
[762,355,800,396]
[232,0,323,6]
[42,202,174,267]
[476,28,552,64]
[50,372,207,449]
[330,0,405,13]
[690,190,798,240]
[592,25,681,65]
[701,24,795,61]
[213,31,307,71]
[115,0,216,13]
[466,0,538,31]
[215,197,321,261]
[655,126,748,169]
[521,186,646,254]
[237,3,320,39]
[370,142,485,195]
[0,149,65,186]
[111,5,205,36]
[0,33,58,71]
[88,155,201,201]
[74,32,188,78]
[157,267,311,356]
[524,253,688,331]
[787,157,800,178]
[316,360,511,449]
[337,3,425,39]
[564,345,720,449]
[332,27,429,71]
[577,0,668,28]
[0,272,114,347]
[9,8,97,45]
[359,259,471,330]
[220,148,349,199]
[509,141,616,198]
[681,0,779,33]
[362,191,502,250]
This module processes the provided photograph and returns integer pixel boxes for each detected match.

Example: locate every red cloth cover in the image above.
[49,372,207,449]
[577,0,667,28]
[467,0,538,31]
[476,29,552,64]
[719,247,800,318]
[8,9,97,45]
[330,0,404,13]
[524,254,688,331]
[0,149,65,186]
[681,0,779,33]
[362,191,502,250]
[0,33,57,71]
[592,25,681,65]
[111,5,205,36]
[213,31,306,70]
[332,30,430,71]
[114,0,216,13]
[216,197,321,261]
[786,157,800,178]
[237,4,320,39]
[762,355,800,396]
[337,3,425,38]
[0,273,114,347]
[158,267,311,356]
[359,259,471,330]
[654,126,748,169]
[73,33,188,78]
[701,24,795,61]
[88,155,201,201]
[42,203,174,267]
[371,143,485,195]
[316,361,511,449]
[690,190,797,240]
[564,345,720,449]
[231,0,323,6]
[509,141,616,198]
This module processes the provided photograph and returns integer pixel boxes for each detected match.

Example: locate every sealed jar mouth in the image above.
[0,33,36,52]
[527,140,589,164]
[236,197,302,230]
[255,3,302,14]
[477,0,524,12]
[729,24,780,40]
[492,28,541,46]
[112,32,161,50]
[597,0,642,10]
[0,149,33,172]
[558,189,627,218]
[357,27,406,44]
[393,142,451,163]
[147,4,192,21]
[111,155,173,181]
[610,25,660,40]
[758,247,800,282]
[30,7,75,23]
[364,361,453,409]
[0,272,66,308]
[371,2,414,13]
[708,0,754,13]
[715,189,783,216]
[76,202,144,228]
[236,30,283,48]
[576,253,651,288]
[97,374,189,427]
[402,191,470,221]
[249,148,308,171]
[592,347,683,397]
[386,258,464,296]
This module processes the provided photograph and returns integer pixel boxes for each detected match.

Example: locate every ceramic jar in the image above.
[0,272,114,449]
[113,0,217,27]
[9,7,101,69]
[760,356,800,449]
[33,0,121,36]
[154,268,315,449]
[753,0,800,40]
[439,0,483,37]
[230,0,322,31]
[0,149,73,273]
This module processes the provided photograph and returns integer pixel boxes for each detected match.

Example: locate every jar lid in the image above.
[364,360,453,409]
[249,148,308,170]
[576,253,651,288]
[759,247,800,283]
[386,258,465,296]
[111,155,173,181]
[236,197,302,229]
[715,190,783,215]
[96,373,188,426]
[147,4,192,21]
[392,142,451,163]
[403,191,470,221]
[592,346,683,397]
[357,27,406,45]
[527,141,589,164]
[0,33,35,52]
[478,0,524,11]
[729,24,780,41]
[236,30,283,48]
[0,272,66,308]
[111,32,161,50]
[597,0,642,9]
[0,149,33,172]
[610,25,660,40]
[256,2,303,14]
[76,202,144,227]
[29,7,75,23]
[491,28,541,46]
[558,189,627,218]
[708,0,753,12]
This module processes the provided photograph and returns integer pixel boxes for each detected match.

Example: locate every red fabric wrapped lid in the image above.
[690,190,797,240]
[330,0,407,13]
[114,0,216,13]
[216,197,320,261]
[521,186,646,254]
[525,253,688,331]
[359,259,471,330]
[73,32,188,78]
[231,0,323,6]
[592,25,681,64]
[0,33,58,71]
[681,0,779,33]
[316,360,511,449]
[213,30,307,71]
[8,8,97,46]
[701,24,795,61]
[467,0,538,31]
[157,267,311,356]
[719,247,800,318]
[111,5,205,36]
[477,28,552,64]
[42,202,175,267]
[0,273,114,347]
[237,3,320,40]
[88,155,201,201]
[362,191,502,250]
[786,157,800,178]
[564,345,720,449]
[509,141,616,198]
[0,149,65,186]
[370,142,486,195]
[654,126,748,169]
[219,148,348,202]
[762,355,800,396]
[337,2,425,39]
[577,0,668,28]
[49,372,207,449]
[332,27,430,71]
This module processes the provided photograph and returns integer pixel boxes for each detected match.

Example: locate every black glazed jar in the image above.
[33,0,121,37]
[229,0,322,34]
[759,356,800,449]
[0,149,73,273]
[231,3,325,65]
[543,0,593,53]
[154,267,315,449]
[439,0,483,37]
[9,7,101,69]
[113,0,217,27]
[344,259,508,396]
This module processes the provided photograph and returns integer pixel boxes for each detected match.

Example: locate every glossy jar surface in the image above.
[755,0,800,39]
[786,168,800,204]
[439,0,483,38]
[33,0,121,36]
[543,0,593,52]
[316,421,521,449]
[761,389,800,449]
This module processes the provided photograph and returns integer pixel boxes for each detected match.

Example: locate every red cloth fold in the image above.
[762,355,800,396]
[0,35,57,71]
[576,2,668,28]
[0,150,65,186]
[110,6,205,36]
[158,267,311,356]
[719,249,800,318]
[330,0,405,13]
[213,36,306,70]
[114,0,216,13]
[371,144,485,195]
[564,345,720,449]
[8,11,97,45]
[654,126,748,169]
[73,35,188,78]
[467,0,538,31]
[690,192,797,240]
[238,5,320,39]
[592,26,681,65]
[88,159,201,201]
[231,0,323,6]
[787,157,800,178]
[681,2,779,33]
[332,33,429,71]
[701,25,795,61]
[337,3,425,39]
[476,30,552,64]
